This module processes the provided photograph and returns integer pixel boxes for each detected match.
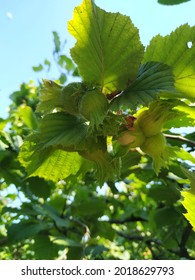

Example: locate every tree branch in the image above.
[164,133,195,147]
[109,216,147,224]
[106,90,121,100]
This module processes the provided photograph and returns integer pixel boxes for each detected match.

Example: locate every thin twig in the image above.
[164,133,195,147]
[109,216,147,224]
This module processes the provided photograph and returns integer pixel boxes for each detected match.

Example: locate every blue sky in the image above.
[1,0,195,118]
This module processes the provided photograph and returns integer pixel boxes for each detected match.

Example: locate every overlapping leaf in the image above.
[40,112,88,148]
[18,105,38,129]
[143,24,195,99]
[165,103,195,129]
[33,235,60,260]
[36,80,62,113]
[110,62,175,110]
[7,222,49,243]
[19,140,82,182]
[68,0,144,93]
[79,149,121,185]
[181,168,195,231]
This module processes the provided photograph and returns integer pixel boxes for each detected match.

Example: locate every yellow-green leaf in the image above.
[68,0,144,93]
[143,24,195,100]
[19,141,82,182]
[18,105,38,130]
[181,168,195,231]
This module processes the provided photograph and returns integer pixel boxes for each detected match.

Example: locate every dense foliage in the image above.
[0,0,195,260]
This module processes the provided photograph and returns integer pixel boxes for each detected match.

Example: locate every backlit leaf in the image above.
[79,149,121,185]
[110,62,175,110]
[52,237,81,247]
[172,147,195,164]
[18,105,38,129]
[19,141,82,182]
[143,24,195,100]
[40,112,88,148]
[36,80,62,113]
[68,0,144,93]
[165,103,195,128]
[181,168,195,231]
[58,55,75,72]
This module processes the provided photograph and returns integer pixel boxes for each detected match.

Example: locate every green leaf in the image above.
[53,237,81,247]
[175,104,195,125]
[60,82,84,115]
[58,55,75,72]
[67,247,83,260]
[33,235,59,260]
[110,62,175,110]
[94,221,115,240]
[36,80,62,113]
[18,105,38,129]
[53,31,61,53]
[85,244,108,259]
[20,203,40,217]
[165,103,195,129]
[19,141,83,182]
[0,140,8,151]
[79,149,121,185]
[72,199,107,218]
[59,73,67,84]
[140,134,178,175]
[44,59,51,71]
[2,206,20,215]
[42,203,70,228]
[7,222,49,243]
[0,118,9,130]
[148,183,180,205]
[158,0,190,4]
[181,169,195,230]
[40,112,88,148]
[143,24,195,100]
[27,177,51,199]
[172,147,195,164]
[151,206,181,228]
[146,144,195,175]
[32,64,43,72]
[68,0,144,93]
